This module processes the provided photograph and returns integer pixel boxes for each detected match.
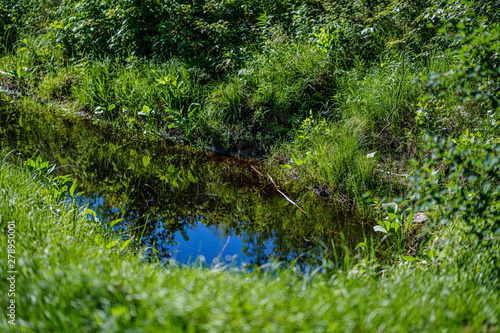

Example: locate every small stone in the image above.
[412,213,428,224]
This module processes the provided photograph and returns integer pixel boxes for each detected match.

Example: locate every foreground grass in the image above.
[0,162,498,332]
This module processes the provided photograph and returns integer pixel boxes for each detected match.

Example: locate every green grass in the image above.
[201,39,337,153]
[0,161,498,332]
[272,50,477,202]
[1,1,499,330]
[279,118,380,203]
[1,0,498,237]
[0,36,490,202]
[1,28,495,207]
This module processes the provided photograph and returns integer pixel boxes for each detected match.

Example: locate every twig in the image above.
[250,165,264,177]
[378,19,406,138]
[145,183,157,192]
[251,165,307,215]
[216,236,231,262]
[268,174,307,215]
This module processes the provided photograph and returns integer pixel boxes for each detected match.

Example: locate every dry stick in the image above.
[268,174,307,215]
[378,21,407,138]
[250,165,264,177]
[251,165,307,215]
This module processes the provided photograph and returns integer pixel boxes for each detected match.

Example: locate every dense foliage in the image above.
[0,0,498,209]
[1,0,499,330]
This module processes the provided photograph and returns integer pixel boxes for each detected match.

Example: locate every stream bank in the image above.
[0,93,372,268]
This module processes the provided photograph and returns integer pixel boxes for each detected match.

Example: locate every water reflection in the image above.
[0,102,372,268]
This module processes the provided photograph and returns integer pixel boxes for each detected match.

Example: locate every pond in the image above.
[0,101,371,269]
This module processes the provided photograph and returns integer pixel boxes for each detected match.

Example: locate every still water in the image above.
[0,104,370,268]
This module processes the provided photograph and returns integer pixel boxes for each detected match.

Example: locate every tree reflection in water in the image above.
[0,105,373,269]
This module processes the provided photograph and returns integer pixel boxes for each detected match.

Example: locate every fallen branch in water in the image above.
[268,174,308,215]
[251,165,307,215]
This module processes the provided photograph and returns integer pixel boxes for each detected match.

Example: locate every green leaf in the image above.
[84,208,97,219]
[143,155,151,167]
[187,170,197,183]
[387,213,398,221]
[379,220,391,231]
[355,242,366,250]
[106,240,118,249]
[374,225,388,233]
[406,213,416,227]
[24,158,35,168]
[281,164,292,170]
[403,256,418,262]
[109,218,125,228]
[120,238,134,251]
[142,105,150,115]
[391,221,401,233]
[291,153,303,166]
[69,180,77,197]
[426,248,438,259]
[94,235,104,246]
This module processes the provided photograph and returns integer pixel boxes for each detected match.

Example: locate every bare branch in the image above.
[378,20,406,138]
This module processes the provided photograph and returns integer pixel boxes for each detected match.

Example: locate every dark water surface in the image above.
[0,103,370,268]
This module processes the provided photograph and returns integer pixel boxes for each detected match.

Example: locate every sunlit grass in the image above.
[283,118,380,202]
[0,160,498,331]
[0,1,499,330]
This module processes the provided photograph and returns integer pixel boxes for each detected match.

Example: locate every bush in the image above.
[409,134,500,283]
[203,39,337,153]
[0,0,54,50]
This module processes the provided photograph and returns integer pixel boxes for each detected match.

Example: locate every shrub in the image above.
[203,39,337,153]
[54,0,163,57]
[409,134,500,283]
